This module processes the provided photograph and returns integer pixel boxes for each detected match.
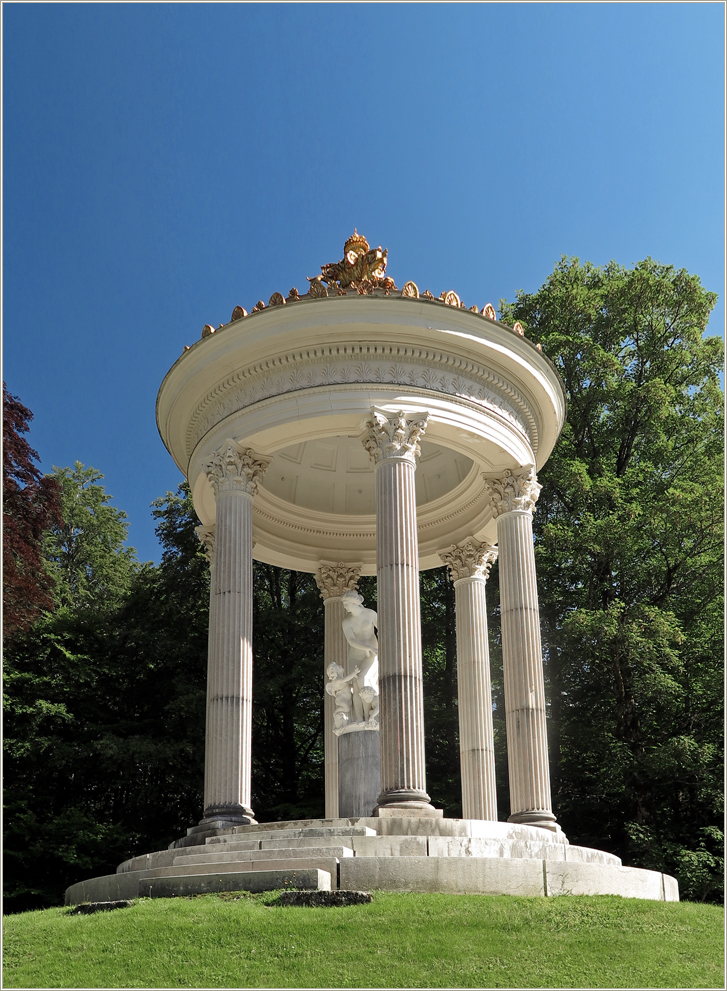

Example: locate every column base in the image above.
[201,803,257,827]
[374,789,441,817]
[508,811,563,835]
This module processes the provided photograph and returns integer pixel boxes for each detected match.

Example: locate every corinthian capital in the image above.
[439,537,498,582]
[202,439,271,497]
[483,465,541,518]
[315,562,362,600]
[195,524,215,566]
[360,408,429,465]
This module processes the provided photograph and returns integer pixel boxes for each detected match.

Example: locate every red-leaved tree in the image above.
[3,384,61,637]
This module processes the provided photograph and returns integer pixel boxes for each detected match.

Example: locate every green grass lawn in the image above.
[4,891,723,989]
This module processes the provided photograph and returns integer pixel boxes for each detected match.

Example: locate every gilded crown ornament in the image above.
[344,229,370,256]
[309,230,395,292]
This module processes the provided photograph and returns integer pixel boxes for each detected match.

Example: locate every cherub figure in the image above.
[325,662,359,733]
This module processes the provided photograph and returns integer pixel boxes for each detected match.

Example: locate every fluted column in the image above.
[484,466,558,831]
[315,562,362,819]
[200,439,270,824]
[439,538,498,821]
[361,408,433,812]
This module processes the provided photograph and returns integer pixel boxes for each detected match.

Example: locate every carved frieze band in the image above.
[315,563,362,600]
[195,523,216,565]
[483,466,542,518]
[439,537,498,582]
[185,345,537,456]
[361,408,429,465]
[202,439,272,497]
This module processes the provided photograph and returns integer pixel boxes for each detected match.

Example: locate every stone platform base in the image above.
[65,817,679,905]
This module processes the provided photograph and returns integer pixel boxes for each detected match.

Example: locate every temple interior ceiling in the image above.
[261,437,473,516]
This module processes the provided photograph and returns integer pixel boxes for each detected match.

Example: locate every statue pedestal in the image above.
[338,730,380,818]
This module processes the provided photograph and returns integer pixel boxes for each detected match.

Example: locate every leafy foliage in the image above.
[420,567,461,816]
[3,478,209,913]
[251,565,326,821]
[2,384,61,637]
[501,257,724,901]
[44,463,137,611]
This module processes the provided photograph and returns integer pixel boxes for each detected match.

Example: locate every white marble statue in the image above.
[325,662,359,732]
[341,589,379,730]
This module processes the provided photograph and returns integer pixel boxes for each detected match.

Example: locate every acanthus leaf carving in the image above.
[483,465,541,518]
[202,439,272,497]
[439,537,498,582]
[360,408,429,465]
[315,562,362,600]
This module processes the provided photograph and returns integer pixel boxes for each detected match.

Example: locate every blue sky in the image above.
[4,3,724,564]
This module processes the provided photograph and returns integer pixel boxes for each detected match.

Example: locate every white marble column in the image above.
[439,538,499,821]
[315,562,362,819]
[484,466,559,831]
[200,439,271,824]
[361,408,434,812]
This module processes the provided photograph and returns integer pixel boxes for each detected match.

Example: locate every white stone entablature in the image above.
[156,294,566,574]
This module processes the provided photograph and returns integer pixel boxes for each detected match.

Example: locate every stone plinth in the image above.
[338,731,381,818]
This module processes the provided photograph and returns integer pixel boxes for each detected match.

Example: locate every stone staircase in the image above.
[64,817,680,905]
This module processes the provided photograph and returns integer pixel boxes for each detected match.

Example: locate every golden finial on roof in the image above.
[309,230,392,291]
[344,229,370,257]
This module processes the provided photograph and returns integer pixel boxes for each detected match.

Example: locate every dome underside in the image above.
[157,295,567,575]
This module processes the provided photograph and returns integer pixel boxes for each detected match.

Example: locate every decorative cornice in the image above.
[361,408,429,466]
[315,563,362,600]
[195,524,215,565]
[202,439,272,497]
[483,466,541,518]
[184,343,537,456]
[439,537,498,582]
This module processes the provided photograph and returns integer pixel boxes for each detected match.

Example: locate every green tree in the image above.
[501,257,724,901]
[3,384,61,637]
[420,567,462,816]
[3,478,210,912]
[45,463,138,610]
[251,565,326,821]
